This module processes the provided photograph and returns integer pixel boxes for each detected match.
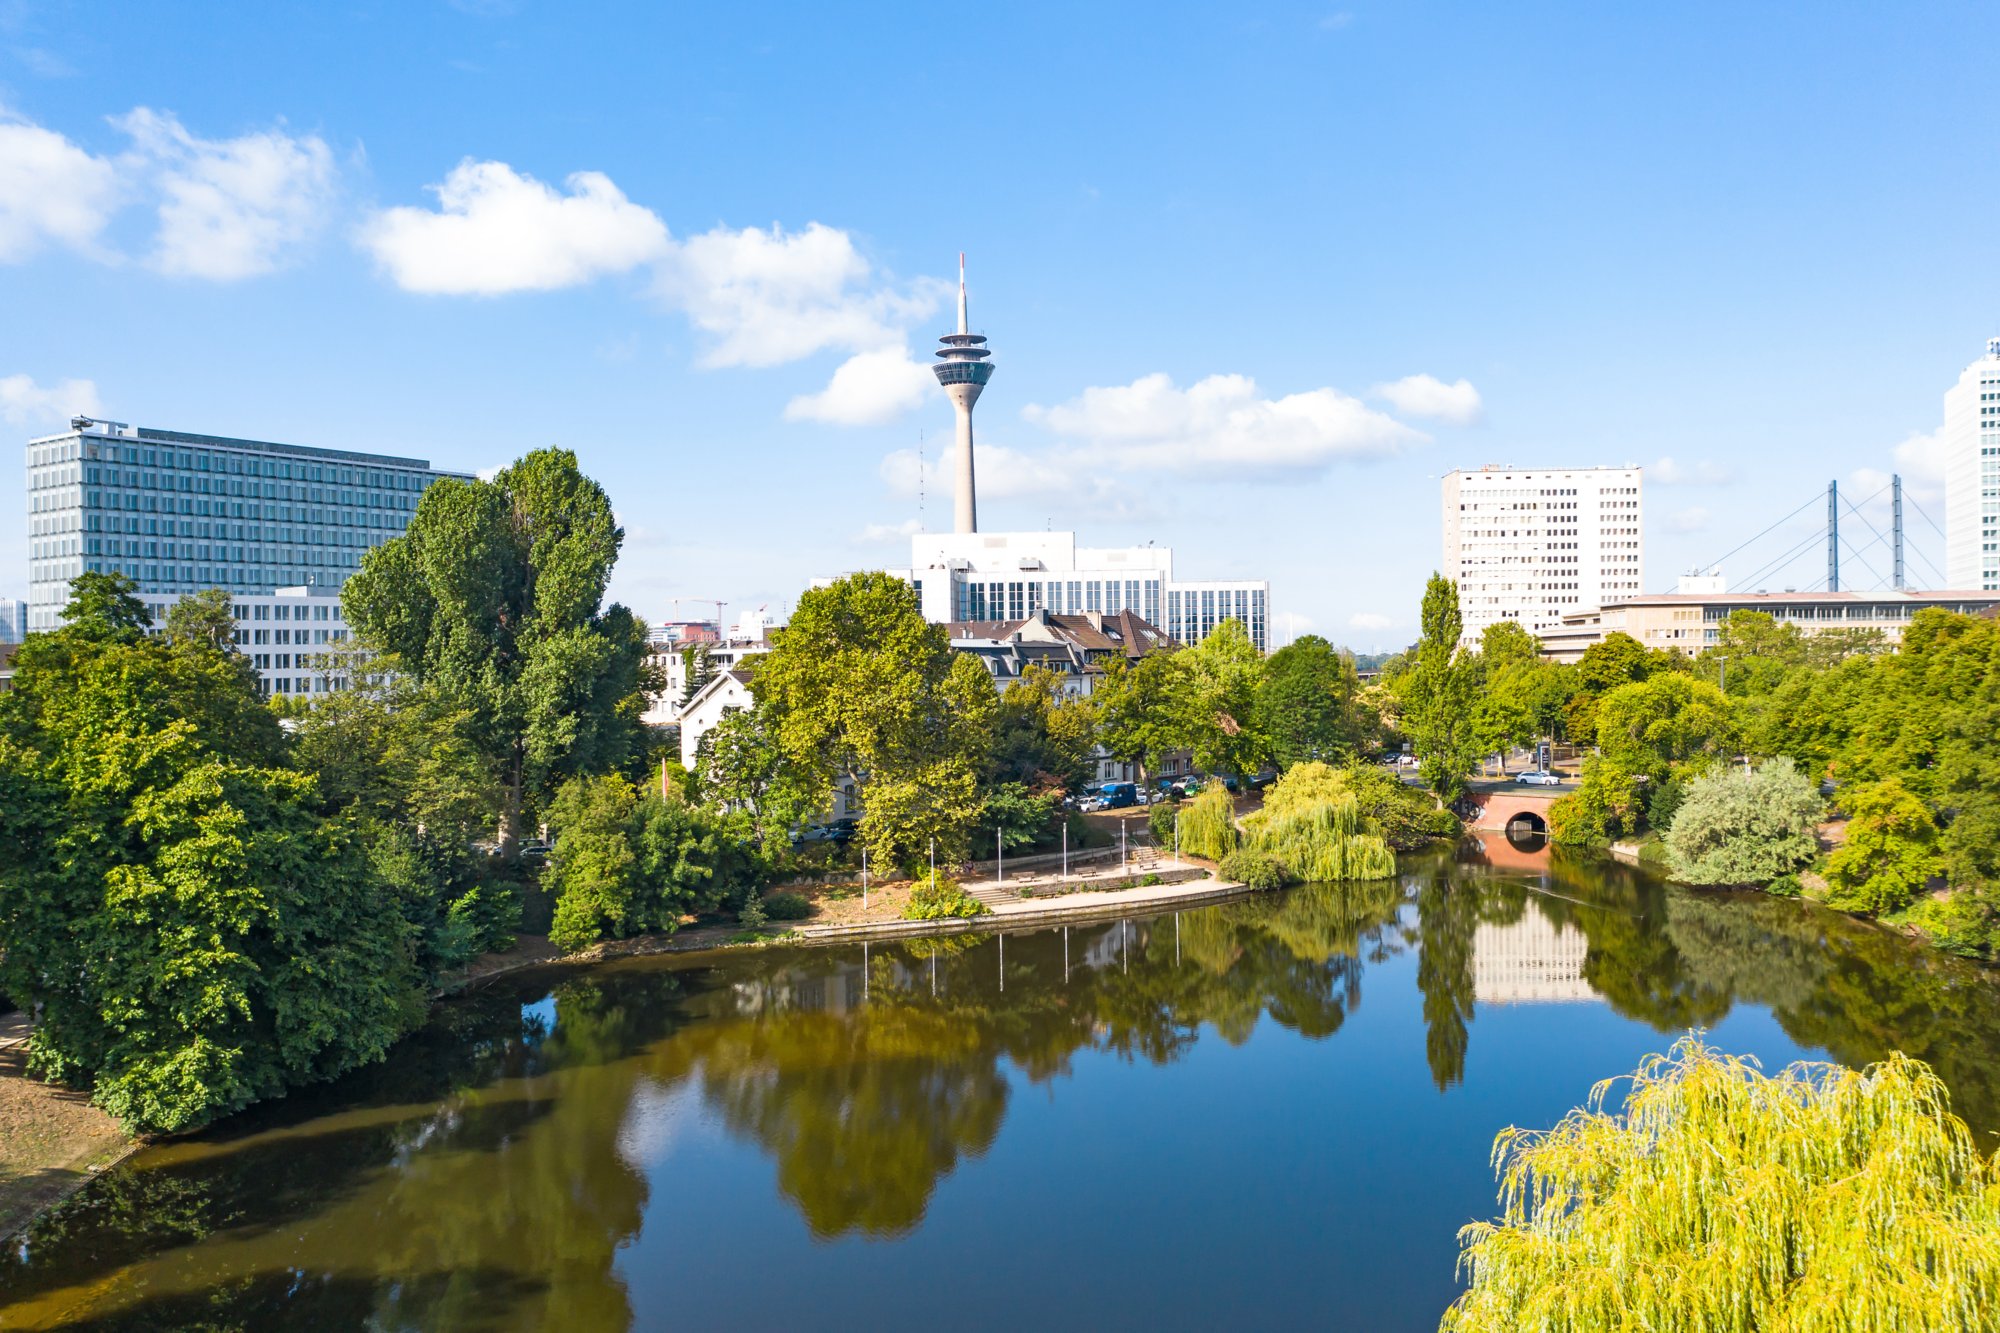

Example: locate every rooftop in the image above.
[32,418,456,473]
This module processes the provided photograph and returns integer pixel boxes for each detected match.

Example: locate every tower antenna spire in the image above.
[934,252,993,534]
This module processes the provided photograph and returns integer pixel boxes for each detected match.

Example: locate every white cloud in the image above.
[855,517,923,545]
[1665,506,1712,534]
[1370,373,1482,425]
[1348,611,1394,631]
[360,167,944,411]
[115,108,336,280]
[880,440,1090,503]
[1023,372,1422,475]
[655,221,945,369]
[0,373,102,427]
[784,344,934,425]
[1651,456,1733,486]
[1890,427,1949,501]
[359,159,669,294]
[0,113,120,261]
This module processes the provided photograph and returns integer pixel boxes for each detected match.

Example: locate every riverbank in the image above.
[450,864,1250,992]
[0,1013,137,1241]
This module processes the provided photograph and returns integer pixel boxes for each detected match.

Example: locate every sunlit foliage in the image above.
[1445,1037,2000,1331]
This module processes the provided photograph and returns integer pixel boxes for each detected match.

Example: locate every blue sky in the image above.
[3,1,1994,647]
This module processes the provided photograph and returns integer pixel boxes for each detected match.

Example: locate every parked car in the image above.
[1098,781,1138,809]
[1516,770,1563,787]
[1396,754,1421,769]
[790,818,858,845]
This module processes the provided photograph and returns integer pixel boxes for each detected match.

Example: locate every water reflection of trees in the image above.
[17,857,2000,1327]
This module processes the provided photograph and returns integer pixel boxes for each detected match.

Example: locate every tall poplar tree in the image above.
[1406,573,1479,801]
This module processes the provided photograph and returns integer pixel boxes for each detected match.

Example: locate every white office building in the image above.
[23,417,469,693]
[867,530,1271,652]
[1442,464,1645,646]
[1943,338,2000,591]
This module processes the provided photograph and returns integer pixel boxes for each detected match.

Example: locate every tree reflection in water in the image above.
[11,848,2000,1328]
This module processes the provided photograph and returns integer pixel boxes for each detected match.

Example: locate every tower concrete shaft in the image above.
[933,254,994,534]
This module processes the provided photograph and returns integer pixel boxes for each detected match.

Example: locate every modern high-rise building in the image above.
[1442,464,1645,647]
[933,254,992,534]
[23,417,469,691]
[1943,338,2000,591]
[0,596,23,644]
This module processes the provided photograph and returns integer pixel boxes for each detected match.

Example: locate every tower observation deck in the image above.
[934,254,993,533]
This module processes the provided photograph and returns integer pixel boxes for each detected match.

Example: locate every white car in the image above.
[1516,770,1563,787]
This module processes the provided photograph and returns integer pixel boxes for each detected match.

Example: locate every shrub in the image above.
[901,873,988,921]
[761,891,812,921]
[1176,786,1239,861]
[1147,798,1180,847]
[1445,1038,2000,1331]
[1218,849,1288,891]
[1821,777,1944,915]
[1547,756,1642,845]
[1766,873,1803,898]
[1663,758,1824,887]
[1895,893,2000,959]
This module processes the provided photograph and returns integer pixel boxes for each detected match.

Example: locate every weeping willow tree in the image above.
[1242,762,1396,882]
[1176,786,1240,862]
[1443,1037,2000,1331]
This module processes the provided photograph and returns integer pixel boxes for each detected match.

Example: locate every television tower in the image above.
[933,254,993,533]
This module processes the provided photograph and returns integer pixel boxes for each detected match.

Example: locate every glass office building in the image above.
[24,417,469,688]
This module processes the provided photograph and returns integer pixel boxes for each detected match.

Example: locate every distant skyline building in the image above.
[933,254,992,534]
[1442,464,1645,646]
[0,596,22,644]
[1540,585,2000,664]
[866,531,1271,652]
[1943,337,2000,590]
[23,417,469,692]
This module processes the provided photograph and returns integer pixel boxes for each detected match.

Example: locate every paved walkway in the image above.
[962,844,1184,908]
[792,868,1256,945]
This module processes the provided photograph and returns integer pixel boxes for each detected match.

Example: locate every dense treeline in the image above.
[689,571,1451,889]
[0,450,664,1133]
[1393,571,2000,957]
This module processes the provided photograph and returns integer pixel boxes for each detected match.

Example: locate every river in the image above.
[6,839,2000,1331]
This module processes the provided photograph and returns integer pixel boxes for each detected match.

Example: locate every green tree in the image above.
[1445,1039,2000,1331]
[679,642,716,706]
[1241,762,1396,882]
[544,774,758,951]
[1404,574,1478,800]
[1663,758,1824,886]
[1593,672,1735,779]
[1258,634,1361,769]
[1821,777,1944,914]
[696,706,816,848]
[1167,618,1270,781]
[1547,754,1643,845]
[341,448,653,856]
[747,572,996,870]
[988,663,1097,794]
[1093,651,1179,788]
[0,575,419,1133]
[1565,631,1659,740]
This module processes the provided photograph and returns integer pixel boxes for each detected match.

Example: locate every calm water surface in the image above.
[8,841,2000,1331]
